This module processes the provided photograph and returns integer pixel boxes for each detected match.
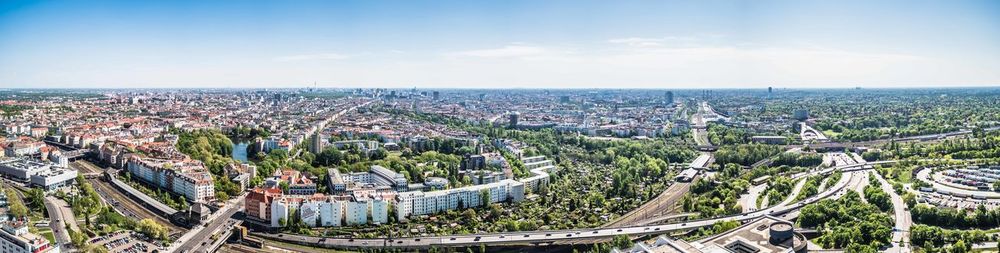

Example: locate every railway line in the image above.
[88,168,187,235]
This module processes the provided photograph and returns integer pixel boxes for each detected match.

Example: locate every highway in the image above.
[795,125,1000,150]
[254,161,890,250]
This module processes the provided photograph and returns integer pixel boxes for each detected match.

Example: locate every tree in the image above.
[5,188,28,218]
[480,189,491,207]
[611,234,632,249]
[952,240,969,253]
[135,218,169,240]
[178,196,189,211]
[216,191,229,201]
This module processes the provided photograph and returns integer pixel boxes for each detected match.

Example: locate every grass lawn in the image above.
[38,230,55,244]
[388,151,402,159]
[822,130,841,139]
[896,169,913,183]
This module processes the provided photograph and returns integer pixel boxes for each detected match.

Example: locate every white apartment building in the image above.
[395,156,553,220]
[318,201,344,227]
[370,199,388,224]
[127,157,215,202]
[345,201,368,226]
[270,200,290,228]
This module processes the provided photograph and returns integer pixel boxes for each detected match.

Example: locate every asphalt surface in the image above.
[740,183,767,212]
[916,168,1000,198]
[44,196,78,249]
[174,194,246,253]
[874,172,912,253]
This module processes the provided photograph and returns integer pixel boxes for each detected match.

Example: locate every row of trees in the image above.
[706,123,751,145]
[122,174,189,211]
[684,174,748,217]
[771,152,823,167]
[764,176,795,205]
[4,187,28,218]
[226,126,271,140]
[714,144,783,166]
[797,191,893,250]
[795,175,823,201]
[883,131,1000,160]
[910,224,990,252]
[911,203,1000,229]
[862,179,893,212]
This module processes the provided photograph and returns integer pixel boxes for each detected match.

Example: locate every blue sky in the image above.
[1,0,999,89]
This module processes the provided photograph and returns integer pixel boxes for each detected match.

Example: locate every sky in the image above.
[1,0,999,89]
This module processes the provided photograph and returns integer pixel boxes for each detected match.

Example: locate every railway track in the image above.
[90,176,186,234]
[603,180,692,227]
[69,160,186,234]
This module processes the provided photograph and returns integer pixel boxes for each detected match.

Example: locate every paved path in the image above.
[874,172,912,253]
[740,183,767,212]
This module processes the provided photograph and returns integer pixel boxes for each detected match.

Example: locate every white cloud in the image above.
[451,45,547,58]
[607,36,707,47]
[8,39,998,89]
[273,53,349,62]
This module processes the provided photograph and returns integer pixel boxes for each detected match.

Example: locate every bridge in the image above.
[254,161,896,250]
[42,140,90,161]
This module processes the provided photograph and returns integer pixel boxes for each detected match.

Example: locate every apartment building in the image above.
[126,157,215,202]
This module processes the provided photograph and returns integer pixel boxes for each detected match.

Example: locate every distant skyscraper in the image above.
[560,96,570,103]
[793,109,809,121]
[310,132,324,154]
[508,112,519,129]
[272,93,282,106]
[665,91,674,104]
[768,87,773,93]
[433,91,440,100]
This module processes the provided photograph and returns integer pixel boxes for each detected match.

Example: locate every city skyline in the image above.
[2,0,999,89]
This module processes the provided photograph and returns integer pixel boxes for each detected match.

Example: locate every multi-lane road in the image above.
[172,194,246,253]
